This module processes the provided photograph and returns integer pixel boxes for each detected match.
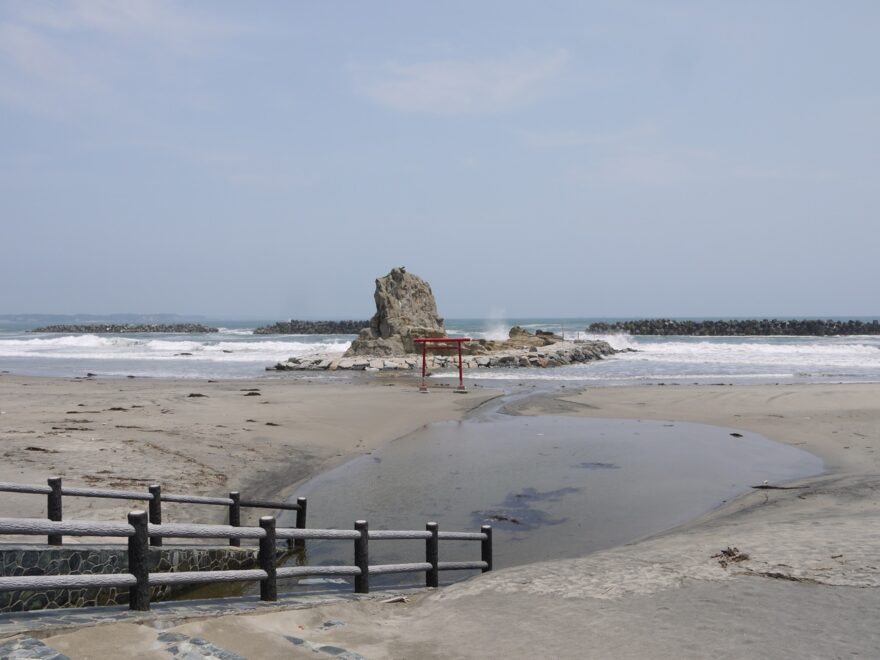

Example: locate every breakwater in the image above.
[29,324,219,334]
[253,320,368,335]
[588,319,880,336]
[271,339,619,372]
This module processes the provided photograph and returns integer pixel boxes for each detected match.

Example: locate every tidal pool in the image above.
[276,414,823,590]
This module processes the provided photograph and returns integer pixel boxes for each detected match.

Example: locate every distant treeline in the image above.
[587,319,880,336]
[30,324,218,334]
[253,320,368,335]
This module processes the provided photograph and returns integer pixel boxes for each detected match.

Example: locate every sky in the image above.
[1,1,878,319]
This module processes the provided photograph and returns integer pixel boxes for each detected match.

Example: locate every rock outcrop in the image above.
[587,319,880,336]
[266,269,626,372]
[271,339,619,372]
[345,267,446,356]
[452,326,564,356]
[254,320,368,335]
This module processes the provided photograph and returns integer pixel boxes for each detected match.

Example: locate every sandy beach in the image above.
[3,378,880,657]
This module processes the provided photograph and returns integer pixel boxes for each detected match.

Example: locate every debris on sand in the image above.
[381,595,408,604]
[712,546,750,568]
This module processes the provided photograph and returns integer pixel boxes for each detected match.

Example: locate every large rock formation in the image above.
[345,267,446,356]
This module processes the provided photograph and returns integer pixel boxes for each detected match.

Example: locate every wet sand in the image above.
[9,381,880,657]
[0,373,500,527]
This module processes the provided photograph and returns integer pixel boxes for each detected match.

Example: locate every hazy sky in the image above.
[2,1,878,319]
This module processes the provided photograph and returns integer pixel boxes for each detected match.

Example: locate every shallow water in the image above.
[276,413,823,590]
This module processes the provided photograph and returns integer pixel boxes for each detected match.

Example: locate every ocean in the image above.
[0,318,878,385]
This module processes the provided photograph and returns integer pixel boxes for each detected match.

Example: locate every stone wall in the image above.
[0,544,285,612]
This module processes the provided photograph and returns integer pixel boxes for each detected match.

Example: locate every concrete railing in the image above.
[0,478,307,549]
[0,514,492,611]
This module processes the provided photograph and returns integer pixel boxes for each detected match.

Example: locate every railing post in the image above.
[47,477,62,546]
[148,484,162,547]
[128,510,150,611]
[354,520,369,594]
[481,525,493,573]
[426,521,439,588]
[293,497,307,550]
[258,516,277,601]
[228,491,241,547]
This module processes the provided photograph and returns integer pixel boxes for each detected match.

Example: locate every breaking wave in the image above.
[0,333,350,363]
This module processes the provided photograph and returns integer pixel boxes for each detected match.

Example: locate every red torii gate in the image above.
[413,337,472,394]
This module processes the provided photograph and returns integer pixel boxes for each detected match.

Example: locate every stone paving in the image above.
[0,628,370,660]
[0,592,362,638]
[156,632,245,659]
[0,629,369,659]
[284,634,366,659]
[0,589,423,657]
[0,636,69,659]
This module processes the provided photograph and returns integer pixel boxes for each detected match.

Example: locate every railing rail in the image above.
[0,513,493,612]
[0,478,307,549]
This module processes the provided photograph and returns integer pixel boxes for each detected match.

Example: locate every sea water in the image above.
[0,317,878,384]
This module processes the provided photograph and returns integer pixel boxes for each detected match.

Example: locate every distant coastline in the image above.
[588,318,880,336]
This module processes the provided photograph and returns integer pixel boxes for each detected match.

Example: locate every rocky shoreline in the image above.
[267,269,625,372]
[29,324,219,334]
[253,320,367,335]
[270,339,620,372]
[588,318,880,336]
